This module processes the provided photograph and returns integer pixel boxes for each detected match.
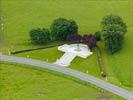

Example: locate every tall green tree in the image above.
[50,18,78,41]
[101,15,127,33]
[102,25,124,53]
[101,15,127,54]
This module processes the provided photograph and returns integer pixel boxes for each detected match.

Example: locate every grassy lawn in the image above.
[1,0,133,93]
[0,62,123,100]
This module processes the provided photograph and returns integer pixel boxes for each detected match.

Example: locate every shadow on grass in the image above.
[11,41,74,54]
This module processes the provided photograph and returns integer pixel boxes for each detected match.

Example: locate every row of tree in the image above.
[29,18,99,50]
[29,18,78,44]
[29,15,127,54]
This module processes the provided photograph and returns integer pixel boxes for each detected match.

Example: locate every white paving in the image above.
[55,44,93,67]
[55,52,76,67]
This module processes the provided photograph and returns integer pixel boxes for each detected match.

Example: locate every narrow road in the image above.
[0,55,133,100]
[55,52,76,66]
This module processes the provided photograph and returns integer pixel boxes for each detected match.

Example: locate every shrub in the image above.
[83,34,97,50]
[94,31,101,41]
[50,18,78,41]
[67,34,82,43]
[30,28,51,45]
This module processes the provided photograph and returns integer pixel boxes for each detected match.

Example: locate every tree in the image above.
[101,15,127,34]
[101,15,127,53]
[94,31,101,41]
[102,24,124,53]
[29,28,51,45]
[69,20,78,35]
[50,18,78,41]
[83,34,97,50]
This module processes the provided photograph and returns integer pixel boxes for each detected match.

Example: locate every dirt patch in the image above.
[96,92,114,100]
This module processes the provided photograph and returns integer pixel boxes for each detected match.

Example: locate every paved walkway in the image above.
[55,52,76,67]
[0,55,133,100]
[55,44,93,66]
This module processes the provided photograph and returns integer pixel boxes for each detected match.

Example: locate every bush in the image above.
[101,15,127,34]
[30,28,51,45]
[67,34,82,43]
[94,31,101,41]
[83,34,97,50]
[50,18,78,41]
[102,24,124,53]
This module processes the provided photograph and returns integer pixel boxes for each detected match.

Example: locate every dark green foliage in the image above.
[101,15,127,34]
[102,24,125,36]
[50,18,78,41]
[69,20,78,34]
[94,31,101,41]
[102,25,124,53]
[104,33,123,54]
[101,15,127,54]
[30,28,51,45]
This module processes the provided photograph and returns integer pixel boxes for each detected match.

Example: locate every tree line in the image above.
[29,15,127,54]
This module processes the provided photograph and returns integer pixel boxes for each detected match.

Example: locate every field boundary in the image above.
[96,46,107,77]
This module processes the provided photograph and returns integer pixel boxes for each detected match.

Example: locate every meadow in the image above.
[1,62,122,100]
[1,0,133,99]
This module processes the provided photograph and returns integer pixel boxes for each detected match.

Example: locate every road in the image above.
[0,55,133,100]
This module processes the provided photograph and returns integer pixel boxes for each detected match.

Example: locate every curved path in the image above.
[0,55,133,100]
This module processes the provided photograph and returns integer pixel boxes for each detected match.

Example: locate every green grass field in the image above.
[1,0,133,99]
[0,62,122,100]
